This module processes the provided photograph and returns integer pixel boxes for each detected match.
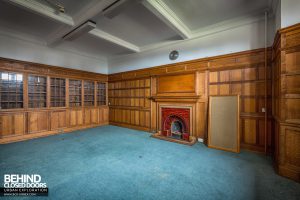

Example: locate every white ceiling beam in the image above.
[72,0,116,26]
[46,0,116,46]
[89,29,140,53]
[142,0,191,39]
[6,0,74,26]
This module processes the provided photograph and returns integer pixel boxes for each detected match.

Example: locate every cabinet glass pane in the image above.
[69,79,82,107]
[50,77,66,107]
[28,75,47,108]
[97,82,106,105]
[0,72,23,109]
[84,81,94,106]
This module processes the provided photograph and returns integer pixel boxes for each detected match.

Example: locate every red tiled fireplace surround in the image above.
[161,107,190,141]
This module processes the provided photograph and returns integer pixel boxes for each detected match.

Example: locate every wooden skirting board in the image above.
[0,122,109,144]
[109,122,150,132]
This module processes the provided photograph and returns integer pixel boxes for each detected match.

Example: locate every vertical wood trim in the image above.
[106,82,108,106]
[47,76,50,108]
[94,81,97,107]
[23,73,28,109]
[264,39,268,154]
[66,78,69,108]
[82,80,84,107]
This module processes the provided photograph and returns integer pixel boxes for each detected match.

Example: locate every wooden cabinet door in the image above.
[0,113,25,137]
[84,109,91,125]
[28,112,48,133]
[91,108,99,124]
[51,111,67,130]
[69,109,83,127]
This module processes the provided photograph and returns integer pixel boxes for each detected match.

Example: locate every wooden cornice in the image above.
[109,47,271,81]
[279,22,300,34]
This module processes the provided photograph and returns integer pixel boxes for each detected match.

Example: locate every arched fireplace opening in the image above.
[161,107,190,141]
[171,120,183,133]
[171,119,184,139]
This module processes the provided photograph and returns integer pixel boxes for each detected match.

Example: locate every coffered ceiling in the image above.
[0,0,274,61]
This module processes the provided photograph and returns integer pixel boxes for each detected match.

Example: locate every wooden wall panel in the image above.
[50,110,67,130]
[157,73,195,94]
[0,115,13,137]
[108,48,272,153]
[273,23,300,182]
[208,65,272,152]
[14,114,25,135]
[0,113,25,137]
[91,108,98,124]
[285,128,300,167]
[69,109,84,126]
[243,119,257,145]
[28,111,48,133]
[108,77,151,131]
[285,99,300,121]
[84,108,91,125]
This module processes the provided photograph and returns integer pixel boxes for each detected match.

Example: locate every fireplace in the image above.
[161,107,190,141]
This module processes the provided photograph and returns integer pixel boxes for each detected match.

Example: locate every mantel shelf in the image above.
[150,95,202,102]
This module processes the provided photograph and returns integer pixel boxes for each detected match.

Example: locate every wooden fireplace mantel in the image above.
[149,95,202,103]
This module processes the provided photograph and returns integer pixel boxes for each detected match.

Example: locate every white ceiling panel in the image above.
[0,1,63,39]
[57,33,133,58]
[35,0,97,17]
[163,0,269,31]
[92,1,180,47]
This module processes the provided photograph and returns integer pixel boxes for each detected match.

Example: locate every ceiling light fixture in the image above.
[63,21,96,41]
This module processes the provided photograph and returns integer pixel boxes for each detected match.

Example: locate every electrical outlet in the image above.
[262,108,266,112]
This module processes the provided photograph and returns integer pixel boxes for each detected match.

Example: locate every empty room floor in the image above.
[0,126,299,200]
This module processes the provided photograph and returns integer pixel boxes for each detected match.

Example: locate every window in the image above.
[28,75,47,108]
[84,81,94,106]
[0,72,23,109]
[97,82,106,105]
[69,79,82,107]
[51,78,65,107]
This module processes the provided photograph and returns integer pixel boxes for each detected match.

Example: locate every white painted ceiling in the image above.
[36,0,97,17]
[0,1,63,39]
[92,2,180,46]
[0,0,272,63]
[163,0,270,31]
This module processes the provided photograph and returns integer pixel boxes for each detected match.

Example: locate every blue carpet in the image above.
[0,125,299,200]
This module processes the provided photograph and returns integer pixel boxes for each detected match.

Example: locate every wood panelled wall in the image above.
[0,58,109,144]
[108,78,151,131]
[208,66,272,152]
[272,23,300,182]
[108,48,272,153]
